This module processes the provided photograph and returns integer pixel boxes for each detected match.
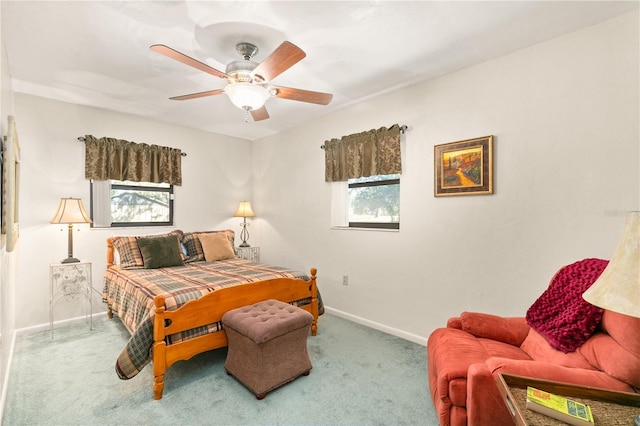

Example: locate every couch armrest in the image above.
[485,357,636,393]
[460,312,530,347]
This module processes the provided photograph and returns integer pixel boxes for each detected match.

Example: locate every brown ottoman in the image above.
[221,299,313,399]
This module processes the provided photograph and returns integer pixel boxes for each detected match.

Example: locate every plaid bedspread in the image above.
[102,259,316,379]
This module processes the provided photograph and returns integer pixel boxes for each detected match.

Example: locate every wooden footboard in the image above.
[151,268,318,400]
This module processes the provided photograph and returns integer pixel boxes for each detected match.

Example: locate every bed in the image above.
[101,229,320,400]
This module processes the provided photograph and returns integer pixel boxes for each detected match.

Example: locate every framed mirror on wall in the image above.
[2,115,20,252]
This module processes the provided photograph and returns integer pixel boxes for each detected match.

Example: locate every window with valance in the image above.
[84,135,182,227]
[325,124,403,230]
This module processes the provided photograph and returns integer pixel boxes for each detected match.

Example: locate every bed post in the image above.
[153,295,167,400]
[106,237,115,268]
[106,238,115,319]
[310,267,318,336]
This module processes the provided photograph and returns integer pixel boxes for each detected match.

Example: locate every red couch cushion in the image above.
[578,333,640,388]
[520,328,596,370]
[578,310,640,388]
[600,309,640,357]
[477,338,531,361]
[526,258,607,353]
[460,312,530,347]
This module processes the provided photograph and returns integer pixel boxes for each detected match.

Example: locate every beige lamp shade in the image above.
[51,198,92,263]
[583,211,640,318]
[234,201,256,218]
[51,198,92,224]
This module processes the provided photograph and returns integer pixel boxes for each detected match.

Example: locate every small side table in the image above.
[49,261,92,337]
[236,246,260,262]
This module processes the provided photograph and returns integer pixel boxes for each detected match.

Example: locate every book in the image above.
[526,386,594,426]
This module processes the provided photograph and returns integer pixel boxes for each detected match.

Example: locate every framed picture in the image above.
[2,115,20,252]
[434,135,493,197]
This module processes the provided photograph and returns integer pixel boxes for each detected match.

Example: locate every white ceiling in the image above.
[3,1,638,141]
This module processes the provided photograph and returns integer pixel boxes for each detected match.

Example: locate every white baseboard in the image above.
[0,330,16,423]
[14,312,108,336]
[324,306,426,347]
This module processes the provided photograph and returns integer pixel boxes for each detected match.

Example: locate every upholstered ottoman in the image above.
[221,299,313,399]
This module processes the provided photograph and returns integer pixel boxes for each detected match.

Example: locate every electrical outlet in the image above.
[342,275,349,286]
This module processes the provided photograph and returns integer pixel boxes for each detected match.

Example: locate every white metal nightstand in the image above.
[236,246,260,262]
[49,261,92,337]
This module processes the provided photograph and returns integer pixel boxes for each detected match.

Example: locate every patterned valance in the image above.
[84,135,182,186]
[324,124,402,182]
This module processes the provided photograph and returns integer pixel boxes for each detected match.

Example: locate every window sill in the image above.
[330,226,399,233]
[90,225,177,231]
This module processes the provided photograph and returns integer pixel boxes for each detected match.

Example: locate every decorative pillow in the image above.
[138,235,184,269]
[181,230,236,262]
[525,258,608,353]
[180,232,204,263]
[112,237,144,269]
[112,230,183,269]
[198,232,236,262]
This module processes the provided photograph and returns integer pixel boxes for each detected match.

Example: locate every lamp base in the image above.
[238,242,250,248]
[61,257,81,264]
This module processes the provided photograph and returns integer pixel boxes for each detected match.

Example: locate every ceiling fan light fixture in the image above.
[225,83,270,111]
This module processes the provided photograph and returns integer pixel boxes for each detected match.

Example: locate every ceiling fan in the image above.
[150,41,333,121]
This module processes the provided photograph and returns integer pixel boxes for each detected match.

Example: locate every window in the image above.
[348,174,400,229]
[332,174,400,230]
[90,180,173,227]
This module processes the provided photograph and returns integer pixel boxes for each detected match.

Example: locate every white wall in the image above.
[253,12,640,341]
[0,7,17,415]
[12,95,253,329]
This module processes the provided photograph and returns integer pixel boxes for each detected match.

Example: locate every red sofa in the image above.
[427,259,640,426]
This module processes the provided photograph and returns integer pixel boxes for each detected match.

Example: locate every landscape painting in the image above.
[434,136,493,197]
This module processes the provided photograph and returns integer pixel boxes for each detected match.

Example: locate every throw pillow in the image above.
[526,258,608,353]
[112,236,144,269]
[138,235,184,269]
[182,230,236,262]
[111,230,184,269]
[198,232,236,262]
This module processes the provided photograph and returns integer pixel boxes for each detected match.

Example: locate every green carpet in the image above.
[3,313,437,425]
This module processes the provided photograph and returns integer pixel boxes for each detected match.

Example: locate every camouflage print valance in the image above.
[324,124,402,182]
[84,135,182,186]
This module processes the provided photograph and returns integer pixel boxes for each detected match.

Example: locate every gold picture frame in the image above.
[2,115,20,251]
[434,135,493,197]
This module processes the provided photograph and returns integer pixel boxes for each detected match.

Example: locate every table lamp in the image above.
[50,197,92,263]
[582,211,639,318]
[582,211,639,425]
[234,201,255,247]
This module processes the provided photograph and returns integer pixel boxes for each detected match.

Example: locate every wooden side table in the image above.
[49,261,92,337]
[497,373,640,425]
[237,246,260,262]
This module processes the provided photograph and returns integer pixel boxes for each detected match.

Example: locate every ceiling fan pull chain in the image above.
[244,107,250,123]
